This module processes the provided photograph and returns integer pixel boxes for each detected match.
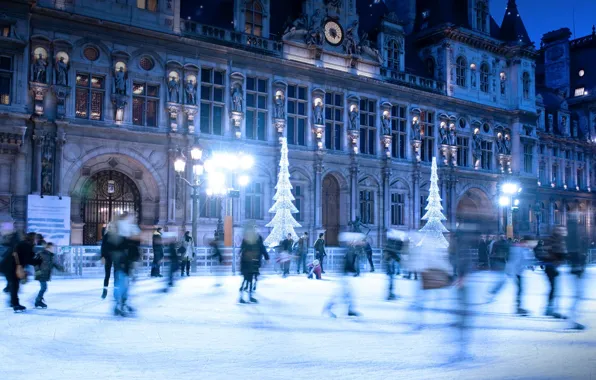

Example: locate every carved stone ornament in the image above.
[167,103,181,132]
[184,105,198,134]
[29,83,49,116]
[51,85,71,117]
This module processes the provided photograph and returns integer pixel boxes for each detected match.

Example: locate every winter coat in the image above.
[240,236,268,276]
[542,233,567,265]
[477,240,489,264]
[314,238,326,257]
[505,244,528,277]
[0,240,41,279]
[209,240,223,264]
[280,238,294,253]
[297,236,309,254]
[34,250,63,282]
[343,245,359,274]
[181,236,194,259]
[152,232,164,261]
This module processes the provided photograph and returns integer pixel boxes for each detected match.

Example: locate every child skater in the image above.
[307,259,322,280]
[34,242,64,308]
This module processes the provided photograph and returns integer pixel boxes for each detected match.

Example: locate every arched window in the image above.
[386,40,401,71]
[480,63,489,93]
[244,1,263,36]
[522,72,531,99]
[476,0,488,33]
[425,57,435,78]
[456,56,467,87]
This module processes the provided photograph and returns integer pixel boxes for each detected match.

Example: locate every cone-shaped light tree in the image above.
[418,157,449,248]
[264,138,301,246]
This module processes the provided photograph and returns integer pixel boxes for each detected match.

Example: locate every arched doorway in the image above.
[322,175,340,246]
[81,170,141,244]
[456,188,496,234]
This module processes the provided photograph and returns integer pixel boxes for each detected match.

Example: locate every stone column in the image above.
[166,148,177,225]
[510,121,522,174]
[586,156,591,189]
[412,165,420,229]
[562,199,568,226]
[382,162,391,232]
[549,199,555,228]
[54,132,66,196]
[32,132,44,195]
[448,171,457,231]
[349,156,359,222]
[313,154,323,229]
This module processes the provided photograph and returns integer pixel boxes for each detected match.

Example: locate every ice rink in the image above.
[1,268,595,380]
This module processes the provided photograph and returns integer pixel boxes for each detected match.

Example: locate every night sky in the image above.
[181,0,596,46]
[490,0,596,46]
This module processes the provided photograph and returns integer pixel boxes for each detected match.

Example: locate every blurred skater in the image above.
[151,227,164,277]
[307,259,322,280]
[209,233,224,287]
[1,223,19,294]
[364,239,375,272]
[112,212,141,316]
[180,231,194,277]
[239,223,268,304]
[539,226,567,318]
[323,232,362,318]
[567,214,587,330]
[33,242,64,309]
[100,222,116,299]
[280,233,294,277]
[384,230,406,300]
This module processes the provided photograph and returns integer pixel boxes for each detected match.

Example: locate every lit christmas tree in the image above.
[418,157,449,248]
[264,138,301,247]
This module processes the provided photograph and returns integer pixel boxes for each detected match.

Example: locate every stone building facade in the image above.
[0,0,594,246]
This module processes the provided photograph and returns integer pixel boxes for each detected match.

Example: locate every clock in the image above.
[324,20,343,46]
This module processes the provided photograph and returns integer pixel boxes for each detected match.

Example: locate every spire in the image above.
[499,0,532,46]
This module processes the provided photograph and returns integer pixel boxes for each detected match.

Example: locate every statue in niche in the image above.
[55,56,68,86]
[504,136,512,155]
[547,114,554,132]
[349,107,359,130]
[313,102,324,125]
[32,53,48,83]
[439,125,448,144]
[167,76,180,103]
[381,114,391,136]
[273,94,285,119]
[185,79,196,105]
[231,84,243,112]
[560,115,568,135]
[449,127,457,146]
[412,120,421,141]
[572,120,578,137]
[472,133,482,160]
[114,67,127,95]
[496,133,505,154]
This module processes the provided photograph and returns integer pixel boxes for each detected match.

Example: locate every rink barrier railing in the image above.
[51,247,596,278]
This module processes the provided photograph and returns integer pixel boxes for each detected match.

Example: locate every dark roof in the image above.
[489,16,501,39]
[499,0,532,46]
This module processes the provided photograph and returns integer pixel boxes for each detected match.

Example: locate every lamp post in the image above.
[174,145,204,248]
[499,182,521,238]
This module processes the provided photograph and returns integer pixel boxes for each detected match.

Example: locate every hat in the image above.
[313,259,320,266]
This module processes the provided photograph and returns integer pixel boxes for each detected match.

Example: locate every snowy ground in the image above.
[1,268,595,380]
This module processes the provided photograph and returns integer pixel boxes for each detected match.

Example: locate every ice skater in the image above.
[100,223,116,299]
[33,242,64,309]
[384,229,407,300]
[307,259,322,280]
[238,223,268,304]
[180,231,194,277]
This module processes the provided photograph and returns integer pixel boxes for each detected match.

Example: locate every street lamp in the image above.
[501,181,521,238]
[174,145,204,249]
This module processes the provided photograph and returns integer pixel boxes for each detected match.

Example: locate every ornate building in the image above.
[0,0,594,246]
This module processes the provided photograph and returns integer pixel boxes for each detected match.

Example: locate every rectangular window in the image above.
[420,195,427,226]
[552,165,558,185]
[480,140,493,170]
[524,144,533,173]
[390,193,405,226]
[137,0,158,12]
[287,85,307,146]
[200,68,225,135]
[199,193,221,219]
[0,55,12,105]
[577,169,584,189]
[75,72,105,120]
[359,98,377,155]
[456,137,469,167]
[565,166,572,187]
[359,190,374,224]
[132,82,159,127]
[292,185,303,222]
[1,25,10,38]
[246,76,267,141]
[539,162,546,184]
[420,111,434,163]
[574,88,586,97]
[245,182,263,220]
[391,105,407,159]
[325,91,343,151]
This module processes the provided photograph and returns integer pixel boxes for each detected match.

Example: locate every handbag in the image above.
[421,268,451,290]
[14,252,26,280]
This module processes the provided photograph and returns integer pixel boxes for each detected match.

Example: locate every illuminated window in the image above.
[574,87,586,97]
[246,76,268,141]
[137,0,158,12]
[75,73,104,120]
[132,82,159,127]
[359,98,377,155]
[287,85,307,146]
[456,56,467,87]
[200,68,225,135]
[0,55,12,105]
[244,1,263,36]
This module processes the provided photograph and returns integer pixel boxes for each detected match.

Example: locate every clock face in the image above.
[324,21,343,46]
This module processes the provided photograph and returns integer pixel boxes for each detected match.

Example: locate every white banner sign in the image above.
[27,195,71,247]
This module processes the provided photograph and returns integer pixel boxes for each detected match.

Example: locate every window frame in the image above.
[75,72,106,121]
[480,140,493,170]
[324,91,344,151]
[480,63,490,93]
[386,39,401,71]
[476,0,488,32]
[456,56,467,87]
[137,0,158,12]
[420,111,435,163]
[390,192,405,226]
[522,72,531,99]
[199,193,222,219]
[244,182,263,220]
[390,105,407,159]
[199,68,225,135]
[0,55,13,106]
[132,81,160,127]
[287,84,307,146]
[523,144,533,173]
[359,190,375,225]
[456,136,469,167]
[359,98,377,155]
[244,0,264,37]
[291,184,304,222]
[246,76,268,141]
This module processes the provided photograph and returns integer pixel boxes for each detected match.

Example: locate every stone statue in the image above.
[274,95,285,119]
[313,103,324,125]
[114,67,127,95]
[168,76,180,103]
[412,120,421,140]
[231,85,243,112]
[500,78,506,95]
[32,54,47,83]
[185,79,196,105]
[359,33,383,64]
[305,10,324,47]
[504,136,512,155]
[439,125,448,144]
[55,57,68,86]
[496,134,505,154]
[449,128,457,146]
[547,114,554,132]
[572,120,578,137]
[382,115,391,135]
[344,20,360,55]
[349,107,359,130]
[560,115,568,135]
[472,133,482,160]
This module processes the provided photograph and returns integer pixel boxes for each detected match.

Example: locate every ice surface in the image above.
[1,269,595,380]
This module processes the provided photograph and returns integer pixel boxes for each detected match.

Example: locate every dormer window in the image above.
[1,25,10,38]
[475,1,488,33]
[245,1,264,37]
[522,72,531,99]
[137,0,158,12]
[574,87,587,97]
[386,40,401,71]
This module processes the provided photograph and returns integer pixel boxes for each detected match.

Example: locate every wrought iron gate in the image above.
[81,170,141,245]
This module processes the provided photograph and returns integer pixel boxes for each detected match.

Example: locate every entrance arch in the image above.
[322,175,340,246]
[81,170,141,244]
[456,187,496,233]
